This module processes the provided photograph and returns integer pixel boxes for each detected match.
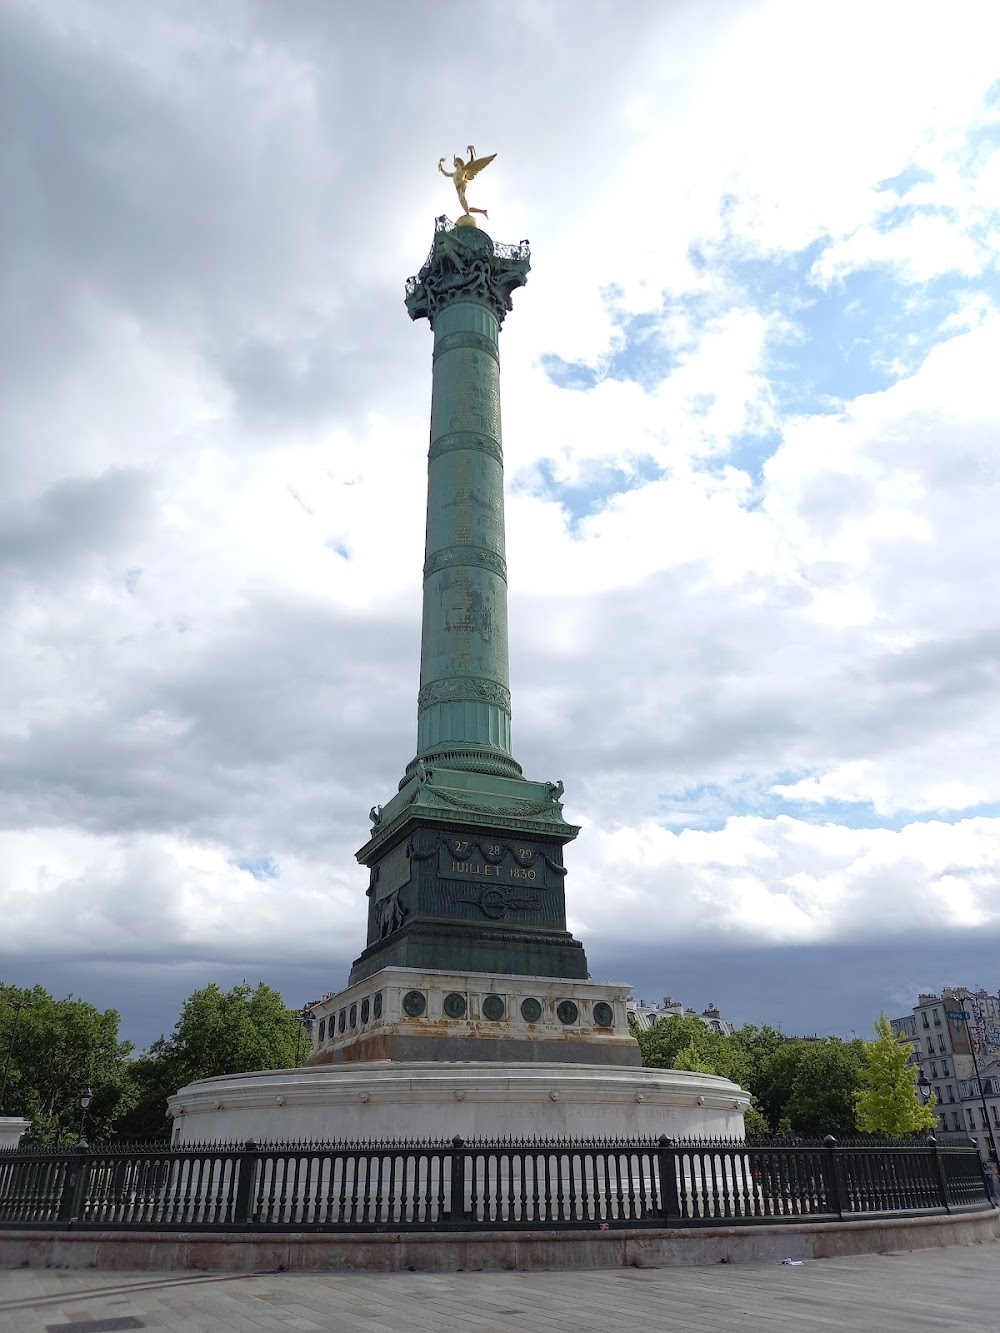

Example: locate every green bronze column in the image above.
[350,217,587,988]
[405,221,525,781]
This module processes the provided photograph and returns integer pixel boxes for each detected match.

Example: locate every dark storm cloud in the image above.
[0,0,424,444]
[2,930,995,1053]
[0,589,420,850]
[0,469,152,579]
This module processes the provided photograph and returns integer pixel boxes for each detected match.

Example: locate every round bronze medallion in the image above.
[349,1003,358,1029]
[520,997,543,1023]
[402,990,426,1017]
[373,992,383,1020]
[593,1001,614,1028]
[556,999,579,1025]
[361,997,370,1025]
[443,992,467,1019]
[482,994,506,1021]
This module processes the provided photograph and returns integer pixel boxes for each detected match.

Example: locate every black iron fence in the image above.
[0,1135,988,1233]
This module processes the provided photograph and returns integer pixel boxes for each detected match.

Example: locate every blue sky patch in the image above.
[539,353,597,391]
[656,777,1000,833]
[522,456,664,530]
[877,164,936,195]
[237,856,279,880]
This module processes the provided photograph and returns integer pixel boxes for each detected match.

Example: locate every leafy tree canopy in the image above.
[672,1041,715,1074]
[781,1039,868,1137]
[753,1036,868,1136]
[636,1013,869,1137]
[0,983,136,1146]
[633,1015,752,1087]
[116,981,304,1142]
[855,1013,937,1136]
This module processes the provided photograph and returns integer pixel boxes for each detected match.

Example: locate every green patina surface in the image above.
[350,220,586,986]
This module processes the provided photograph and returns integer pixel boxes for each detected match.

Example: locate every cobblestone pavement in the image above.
[1,1243,998,1333]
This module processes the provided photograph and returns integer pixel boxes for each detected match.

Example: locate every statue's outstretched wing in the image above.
[465,152,496,180]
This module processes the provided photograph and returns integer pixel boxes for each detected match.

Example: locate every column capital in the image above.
[405,217,530,329]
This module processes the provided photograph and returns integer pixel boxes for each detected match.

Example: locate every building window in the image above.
[942,1060,950,1077]
[927,1037,935,1053]
[981,1108,990,1129]
[937,1036,946,1053]
[952,1112,961,1130]
[992,1105,1000,1127]
[968,1109,976,1130]
[318,1017,326,1042]
[922,1014,930,1029]
[933,1009,941,1026]
[947,1085,955,1103]
[930,1062,938,1078]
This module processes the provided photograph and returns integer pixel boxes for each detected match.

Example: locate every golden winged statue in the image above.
[438,146,496,221]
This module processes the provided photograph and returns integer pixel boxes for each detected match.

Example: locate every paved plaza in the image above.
[1,1242,998,1333]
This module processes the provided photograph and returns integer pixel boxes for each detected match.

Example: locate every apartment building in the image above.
[890,987,1000,1163]
[627,995,734,1037]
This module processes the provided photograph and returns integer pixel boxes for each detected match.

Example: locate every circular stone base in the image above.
[169,1062,748,1145]
[0,1117,30,1150]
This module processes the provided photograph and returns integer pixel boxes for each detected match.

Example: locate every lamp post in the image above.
[79,1083,93,1145]
[0,998,28,1114]
[916,1071,932,1106]
[294,1007,315,1067]
[952,995,1000,1166]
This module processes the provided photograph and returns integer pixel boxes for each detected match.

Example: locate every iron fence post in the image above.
[657,1135,680,1225]
[233,1140,258,1226]
[56,1146,89,1224]
[449,1136,466,1225]
[823,1136,845,1220]
[928,1135,951,1213]
[970,1135,991,1207]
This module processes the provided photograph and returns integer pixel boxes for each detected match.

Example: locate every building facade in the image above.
[890,987,1000,1163]
[627,996,734,1037]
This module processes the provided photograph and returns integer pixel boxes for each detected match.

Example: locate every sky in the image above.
[2,0,1000,1052]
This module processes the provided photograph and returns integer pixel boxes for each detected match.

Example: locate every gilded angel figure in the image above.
[438,145,496,220]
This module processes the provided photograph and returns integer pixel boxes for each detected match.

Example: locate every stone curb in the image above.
[3,1208,997,1273]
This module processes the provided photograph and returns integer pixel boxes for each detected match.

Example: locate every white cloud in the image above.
[570,815,1000,947]
[811,213,988,288]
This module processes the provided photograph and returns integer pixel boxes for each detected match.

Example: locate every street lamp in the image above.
[916,1071,932,1106]
[79,1083,93,1144]
[951,995,1000,1167]
[294,1006,315,1066]
[0,997,29,1114]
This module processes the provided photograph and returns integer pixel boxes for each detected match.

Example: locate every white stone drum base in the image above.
[169,1062,749,1146]
[0,1118,30,1150]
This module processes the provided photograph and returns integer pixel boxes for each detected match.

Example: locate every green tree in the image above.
[672,1041,715,1073]
[634,1015,751,1087]
[784,1039,867,1136]
[728,1024,786,1089]
[755,1037,867,1136]
[116,981,303,1142]
[743,1100,771,1137]
[753,1041,805,1130]
[855,1014,938,1136]
[0,983,136,1146]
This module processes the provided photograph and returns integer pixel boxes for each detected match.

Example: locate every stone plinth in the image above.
[307,967,639,1067]
[168,1061,749,1146]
